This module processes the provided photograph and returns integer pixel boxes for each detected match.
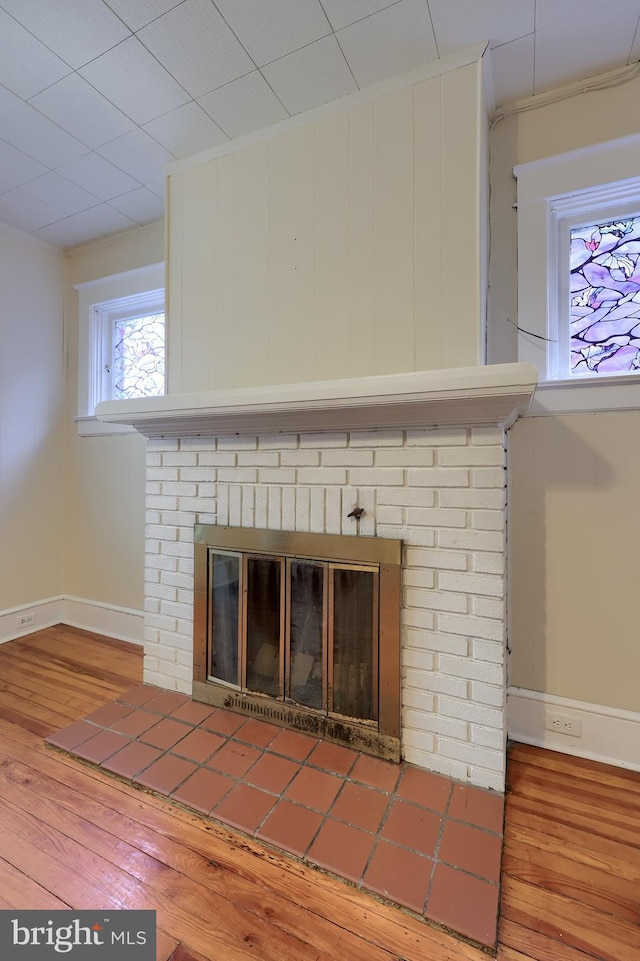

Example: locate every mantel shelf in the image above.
[96,363,538,438]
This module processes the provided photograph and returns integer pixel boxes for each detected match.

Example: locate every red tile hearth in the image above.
[46,684,504,951]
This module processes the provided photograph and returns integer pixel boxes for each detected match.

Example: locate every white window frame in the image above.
[75,263,164,436]
[514,134,640,414]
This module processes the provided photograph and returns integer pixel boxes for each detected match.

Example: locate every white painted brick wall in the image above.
[143,424,507,792]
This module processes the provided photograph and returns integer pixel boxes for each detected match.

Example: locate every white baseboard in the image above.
[508,687,640,772]
[0,596,144,647]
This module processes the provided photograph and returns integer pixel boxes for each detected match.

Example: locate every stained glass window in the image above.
[113,312,165,399]
[570,215,640,375]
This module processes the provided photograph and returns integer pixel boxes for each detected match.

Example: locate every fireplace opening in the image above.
[193,525,402,760]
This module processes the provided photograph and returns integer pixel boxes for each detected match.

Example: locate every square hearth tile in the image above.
[83,701,133,727]
[437,820,503,883]
[169,700,217,725]
[244,752,300,794]
[381,798,442,858]
[134,754,197,795]
[306,740,359,776]
[73,729,131,764]
[427,863,499,949]
[141,717,191,751]
[349,754,401,794]
[257,799,324,857]
[46,720,100,751]
[171,766,236,814]
[102,741,163,779]
[448,783,505,834]
[207,740,262,778]
[235,717,281,748]
[111,708,161,738]
[397,766,452,813]
[202,709,246,737]
[329,781,389,833]
[172,727,225,764]
[117,684,161,707]
[144,690,191,715]
[307,819,375,883]
[364,839,432,913]
[213,782,277,834]
[269,729,317,762]
[284,766,343,813]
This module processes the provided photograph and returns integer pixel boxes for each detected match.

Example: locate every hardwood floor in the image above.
[0,625,638,961]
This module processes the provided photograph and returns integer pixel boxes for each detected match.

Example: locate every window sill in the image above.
[74,415,136,437]
[528,374,640,416]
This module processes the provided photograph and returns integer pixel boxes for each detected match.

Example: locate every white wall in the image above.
[64,223,164,622]
[489,72,640,754]
[167,57,487,393]
[0,227,65,620]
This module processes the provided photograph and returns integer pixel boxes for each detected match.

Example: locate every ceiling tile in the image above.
[97,128,176,184]
[103,0,185,31]
[108,187,165,224]
[428,0,534,56]
[337,0,438,88]
[535,0,620,31]
[143,101,228,158]
[79,35,191,125]
[145,177,166,199]
[138,0,255,99]
[630,14,640,61]
[534,0,640,93]
[213,0,331,66]
[73,203,138,234]
[0,139,47,189]
[34,217,98,248]
[0,0,131,69]
[198,71,288,138]
[0,9,70,99]
[261,35,357,115]
[25,171,101,216]
[56,153,140,200]
[30,74,136,148]
[0,84,22,120]
[321,0,401,31]
[490,34,535,106]
[0,104,88,168]
[0,186,66,231]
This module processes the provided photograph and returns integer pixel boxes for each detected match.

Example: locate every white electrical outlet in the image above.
[16,613,35,629]
[545,710,582,737]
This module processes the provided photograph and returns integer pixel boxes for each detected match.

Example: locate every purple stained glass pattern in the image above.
[570,216,640,374]
[113,313,165,399]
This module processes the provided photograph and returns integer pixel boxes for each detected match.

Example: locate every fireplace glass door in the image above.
[207,549,378,725]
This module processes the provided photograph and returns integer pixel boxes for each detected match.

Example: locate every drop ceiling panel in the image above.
[0,0,131,68]
[0,140,47,188]
[0,187,66,232]
[73,203,138,234]
[198,71,288,139]
[321,0,400,32]
[102,0,185,31]
[79,36,191,125]
[108,187,165,224]
[0,9,70,99]
[428,0,534,56]
[0,85,22,119]
[338,0,438,88]
[213,0,331,66]
[143,101,228,159]
[30,74,136,148]
[97,129,176,184]
[534,0,640,93]
[34,217,97,248]
[262,35,357,115]
[490,34,535,106]
[138,0,255,99]
[25,171,101,215]
[56,153,140,201]
[0,104,88,168]
[535,0,621,31]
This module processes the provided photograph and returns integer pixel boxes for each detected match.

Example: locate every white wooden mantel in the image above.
[96,363,538,438]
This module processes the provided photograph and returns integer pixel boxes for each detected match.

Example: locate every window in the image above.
[514,134,640,411]
[75,264,165,435]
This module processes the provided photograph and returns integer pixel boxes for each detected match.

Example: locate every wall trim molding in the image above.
[0,597,144,647]
[508,686,640,772]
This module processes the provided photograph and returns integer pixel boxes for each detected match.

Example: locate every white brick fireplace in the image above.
[98,363,537,792]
